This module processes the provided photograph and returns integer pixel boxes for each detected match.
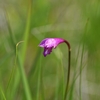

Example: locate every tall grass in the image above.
[0,0,100,100]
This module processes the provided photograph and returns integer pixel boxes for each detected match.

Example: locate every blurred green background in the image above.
[0,0,100,100]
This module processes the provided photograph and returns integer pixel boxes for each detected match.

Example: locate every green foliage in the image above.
[0,0,100,100]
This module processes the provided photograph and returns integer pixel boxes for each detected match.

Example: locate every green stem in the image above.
[18,0,32,99]
[17,54,32,100]
[4,0,32,99]
[69,44,80,100]
[0,86,6,100]
[64,40,71,100]
[60,57,65,99]
[36,55,42,100]
[21,0,32,63]
[40,65,45,100]
[16,41,32,100]
[36,66,41,100]
[79,45,84,100]
[79,18,89,100]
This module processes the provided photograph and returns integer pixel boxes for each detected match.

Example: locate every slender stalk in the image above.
[60,56,65,99]
[69,44,80,100]
[21,0,32,63]
[0,86,6,100]
[40,64,45,100]
[3,0,32,99]
[64,40,71,100]
[17,0,32,99]
[79,18,89,100]
[79,45,84,100]
[36,54,43,100]
[16,41,32,100]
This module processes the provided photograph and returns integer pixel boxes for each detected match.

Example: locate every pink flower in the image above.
[39,38,64,57]
[39,37,71,100]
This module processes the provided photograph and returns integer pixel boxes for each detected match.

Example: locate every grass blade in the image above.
[16,41,32,100]
[21,0,32,63]
[0,86,6,100]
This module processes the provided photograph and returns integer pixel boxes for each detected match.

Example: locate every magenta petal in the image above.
[53,38,64,48]
[43,47,53,57]
[39,38,49,47]
[39,38,65,57]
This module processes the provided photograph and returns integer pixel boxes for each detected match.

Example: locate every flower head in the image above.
[39,38,71,100]
[39,38,64,57]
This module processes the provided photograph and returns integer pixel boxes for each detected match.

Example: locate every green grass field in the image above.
[0,0,100,100]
